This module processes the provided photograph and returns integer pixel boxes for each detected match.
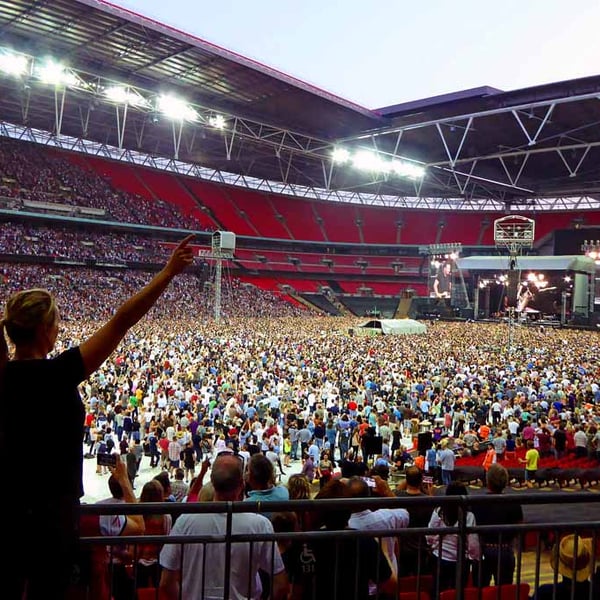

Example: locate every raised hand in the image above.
[165,234,195,276]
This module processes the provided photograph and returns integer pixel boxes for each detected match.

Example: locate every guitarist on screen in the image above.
[434,261,452,299]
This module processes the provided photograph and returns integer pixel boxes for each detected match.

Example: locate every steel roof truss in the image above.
[498,153,530,188]
[114,102,128,149]
[556,146,591,178]
[511,105,554,146]
[435,117,473,167]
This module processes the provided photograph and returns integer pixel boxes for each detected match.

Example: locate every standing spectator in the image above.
[170,468,189,502]
[148,431,160,468]
[347,475,408,593]
[301,453,316,483]
[0,234,194,600]
[308,480,395,599]
[132,480,172,589]
[245,453,289,519]
[492,429,507,462]
[437,438,456,485]
[167,436,182,477]
[573,425,588,458]
[95,461,144,600]
[426,482,481,596]
[472,463,523,587]
[395,465,434,577]
[553,422,567,458]
[159,454,288,599]
[520,440,539,488]
[181,440,196,482]
[316,450,334,489]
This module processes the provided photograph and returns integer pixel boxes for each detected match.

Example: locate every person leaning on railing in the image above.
[0,234,194,600]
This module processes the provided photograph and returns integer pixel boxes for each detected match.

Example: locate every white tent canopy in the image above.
[358,319,427,335]
[457,255,595,274]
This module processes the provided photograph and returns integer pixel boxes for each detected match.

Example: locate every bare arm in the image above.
[159,568,180,600]
[186,458,210,501]
[271,571,290,600]
[108,456,144,534]
[80,235,194,378]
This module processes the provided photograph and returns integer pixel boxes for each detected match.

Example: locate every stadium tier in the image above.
[3,136,600,320]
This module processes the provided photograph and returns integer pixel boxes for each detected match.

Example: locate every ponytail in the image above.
[0,319,7,380]
[0,319,7,360]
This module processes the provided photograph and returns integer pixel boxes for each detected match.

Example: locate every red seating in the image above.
[397,593,431,600]
[398,574,434,595]
[440,583,530,600]
[315,202,361,243]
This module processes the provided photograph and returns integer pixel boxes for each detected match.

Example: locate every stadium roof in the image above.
[1,0,600,211]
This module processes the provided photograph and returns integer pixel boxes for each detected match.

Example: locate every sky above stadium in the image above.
[111,0,600,110]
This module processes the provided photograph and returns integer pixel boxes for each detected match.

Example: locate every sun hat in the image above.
[551,535,593,582]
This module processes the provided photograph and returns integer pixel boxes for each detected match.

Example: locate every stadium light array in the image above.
[209,114,226,129]
[157,94,198,122]
[36,59,80,87]
[332,147,351,163]
[0,51,29,77]
[332,147,425,179]
[104,86,150,108]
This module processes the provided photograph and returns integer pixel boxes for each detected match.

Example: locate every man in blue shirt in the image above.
[244,454,289,519]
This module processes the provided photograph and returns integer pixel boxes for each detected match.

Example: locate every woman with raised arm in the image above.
[0,235,194,600]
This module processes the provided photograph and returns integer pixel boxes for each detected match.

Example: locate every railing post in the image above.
[455,495,467,600]
[223,501,233,600]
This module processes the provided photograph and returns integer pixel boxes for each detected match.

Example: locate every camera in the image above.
[423,475,433,485]
[97,452,117,468]
[361,476,377,488]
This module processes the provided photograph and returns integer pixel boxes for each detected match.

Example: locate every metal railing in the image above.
[77,492,600,600]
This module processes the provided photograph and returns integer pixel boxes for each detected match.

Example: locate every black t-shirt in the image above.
[0,347,86,499]
[553,429,567,451]
[395,490,433,556]
[310,531,391,600]
[472,493,523,545]
[535,578,589,600]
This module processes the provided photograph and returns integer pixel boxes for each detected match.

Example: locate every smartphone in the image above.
[423,476,433,485]
[361,476,377,488]
[97,452,117,467]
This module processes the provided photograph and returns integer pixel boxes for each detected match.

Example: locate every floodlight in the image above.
[0,52,28,77]
[392,160,425,179]
[157,94,198,122]
[353,150,391,173]
[36,59,78,87]
[332,147,351,163]
[104,86,149,108]
[209,114,226,129]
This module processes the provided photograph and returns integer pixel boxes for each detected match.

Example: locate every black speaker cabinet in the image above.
[417,431,433,455]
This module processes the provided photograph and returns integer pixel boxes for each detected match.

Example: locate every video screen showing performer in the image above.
[433,261,452,299]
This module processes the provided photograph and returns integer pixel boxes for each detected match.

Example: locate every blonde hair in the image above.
[287,474,311,500]
[3,289,57,346]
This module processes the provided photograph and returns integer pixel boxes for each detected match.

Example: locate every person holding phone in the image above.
[0,234,195,600]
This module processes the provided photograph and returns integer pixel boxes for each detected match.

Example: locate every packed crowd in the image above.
[0,263,305,322]
[4,240,600,599]
[0,222,169,263]
[0,137,201,228]
[78,316,600,600]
